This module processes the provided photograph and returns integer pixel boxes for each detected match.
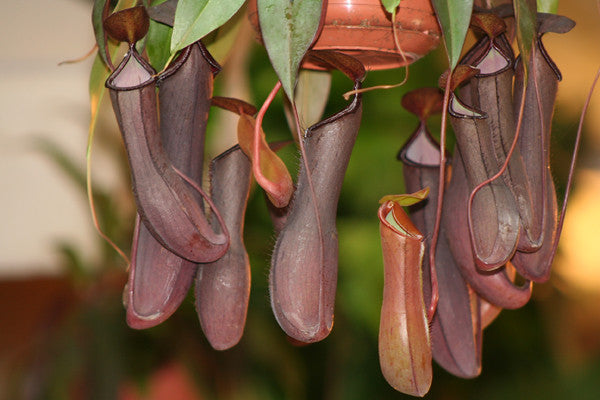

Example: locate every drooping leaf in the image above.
[431,0,474,69]
[513,0,537,78]
[257,0,323,101]
[379,188,430,207]
[536,0,558,13]
[92,0,111,67]
[170,0,245,53]
[237,114,293,208]
[381,0,402,14]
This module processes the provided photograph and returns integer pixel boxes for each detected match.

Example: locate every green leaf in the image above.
[146,19,173,71]
[381,0,402,14]
[536,0,558,13]
[257,0,323,101]
[205,5,246,65]
[171,0,245,53]
[514,0,537,78]
[89,53,110,108]
[431,0,474,69]
[92,0,110,67]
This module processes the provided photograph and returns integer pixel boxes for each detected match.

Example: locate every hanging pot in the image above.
[248,0,441,70]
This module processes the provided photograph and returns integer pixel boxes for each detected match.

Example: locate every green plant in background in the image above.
[54,0,600,398]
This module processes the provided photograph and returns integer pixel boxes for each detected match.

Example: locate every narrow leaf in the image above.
[536,0,558,14]
[257,0,323,100]
[237,114,293,208]
[431,0,474,68]
[92,0,111,67]
[514,0,537,78]
[171,0,245,53]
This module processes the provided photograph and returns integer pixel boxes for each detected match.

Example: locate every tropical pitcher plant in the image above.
[87,0,586,396]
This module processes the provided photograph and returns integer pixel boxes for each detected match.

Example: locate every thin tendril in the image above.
[549,67,600,264]
[341,7,409,100]
[391,8,409,85]
[59,44,98,66]
[427,72,451,322]
[86,94,130,266]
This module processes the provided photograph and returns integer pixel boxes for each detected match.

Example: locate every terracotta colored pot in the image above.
[248,0,441,70]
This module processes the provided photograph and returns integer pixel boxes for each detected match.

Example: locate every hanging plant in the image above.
[84,0,588,397]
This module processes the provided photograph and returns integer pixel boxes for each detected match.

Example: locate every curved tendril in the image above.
[550,67,600,262]
[172,166,230,247]
[253,81,283,197]
[86,90,129,265]
[340,7,409,100]
[466,80,527,261]
[59,44,98,66]
[428,73,452,322]
[392,8,409,86]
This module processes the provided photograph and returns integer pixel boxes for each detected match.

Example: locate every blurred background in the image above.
[1,0,600,399]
